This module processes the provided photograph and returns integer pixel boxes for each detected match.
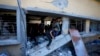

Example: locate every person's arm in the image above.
[55,23,60,31]
[50,30,55,39]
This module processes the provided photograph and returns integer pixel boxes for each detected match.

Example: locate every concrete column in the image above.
[17,8,27,56]
[0,17,2,32]
[17,8,21,41]
[62,17,69,35]
[85,20,90,33]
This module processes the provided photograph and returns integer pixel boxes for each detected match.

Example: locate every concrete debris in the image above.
[27,36,47,49]
[46,45,72,56]
[0,50,9,56]
[85,40,100,56]
[0,53,8,56]
[27,41,33,50]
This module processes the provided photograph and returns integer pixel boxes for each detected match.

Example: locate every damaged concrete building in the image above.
[0,0,100,56]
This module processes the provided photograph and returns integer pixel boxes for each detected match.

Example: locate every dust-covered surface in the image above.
[85,40,100,56]
[46,45,73,56]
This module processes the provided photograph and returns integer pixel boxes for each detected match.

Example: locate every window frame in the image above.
[90,21,100,32]
[0,5,21,45]
[70,19,85,32]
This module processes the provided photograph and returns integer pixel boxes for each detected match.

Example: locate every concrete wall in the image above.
[0,45,22,56]
[0,0,17,6]
[0,0,100,19]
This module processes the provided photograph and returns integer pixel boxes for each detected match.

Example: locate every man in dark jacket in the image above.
[46,26,59,50]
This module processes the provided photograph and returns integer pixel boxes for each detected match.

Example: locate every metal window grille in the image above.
[0,15,16,39]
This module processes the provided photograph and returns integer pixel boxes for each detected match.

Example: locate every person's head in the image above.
[56,17,61,19]
[51,18,56,23]
[70,25,76,29]
[56,17,61,22]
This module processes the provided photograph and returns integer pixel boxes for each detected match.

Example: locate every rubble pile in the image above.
[46,45,73,56]
[27,36,47,49]
[85,40,100,56]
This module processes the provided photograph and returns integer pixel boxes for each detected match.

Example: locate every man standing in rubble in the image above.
[46,26,59,50]
[51,17,61,35]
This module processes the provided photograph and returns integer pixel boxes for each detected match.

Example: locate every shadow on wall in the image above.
[94,0,100,2]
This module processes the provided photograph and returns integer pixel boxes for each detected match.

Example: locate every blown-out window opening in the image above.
[70,19,85,32]
[0,9,17,40]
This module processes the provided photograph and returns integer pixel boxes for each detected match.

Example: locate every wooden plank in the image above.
[69,29,89,56]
